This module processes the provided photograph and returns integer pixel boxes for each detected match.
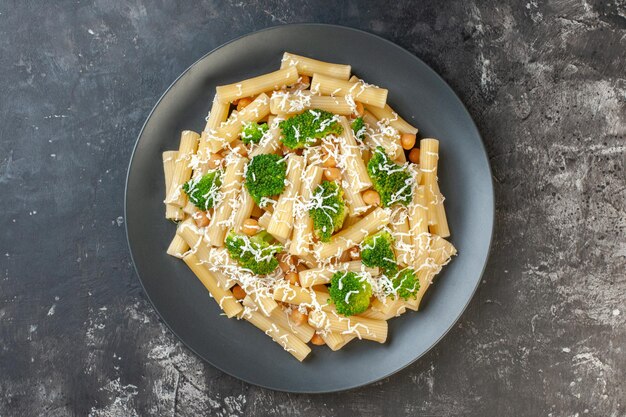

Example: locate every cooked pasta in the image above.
[160,53,456,359]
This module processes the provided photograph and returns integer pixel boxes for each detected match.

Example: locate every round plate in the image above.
[125,24,493,393]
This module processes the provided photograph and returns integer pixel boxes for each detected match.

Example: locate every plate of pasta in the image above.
[126,24,493,392]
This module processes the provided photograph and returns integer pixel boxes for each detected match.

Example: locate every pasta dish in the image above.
[161,52,456,361]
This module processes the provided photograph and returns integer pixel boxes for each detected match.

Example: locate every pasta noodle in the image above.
[311,73,388,108]
[163,151,184,221]
[338,116,372,192]
[216,66,299,104]
[159,53,456,359]
[281,52,351,80]
[366,103,418,135]
[206,156,247,246]
[270,91,355,115]
[208,94,271,152]
[289,165,324,257]
[182,253,242,318]
[239,307,311,361]
[298,262,379,287]
[315,208,391,259]
[165,131,200,208]
[267,155,305,241]
[420,138,450,237]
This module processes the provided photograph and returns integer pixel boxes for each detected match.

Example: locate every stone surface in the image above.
[0,1,624,416]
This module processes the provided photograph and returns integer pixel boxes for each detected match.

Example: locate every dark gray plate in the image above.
[125,24,494,393]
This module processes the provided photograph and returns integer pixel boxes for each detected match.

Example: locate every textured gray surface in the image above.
[0,1,624,416]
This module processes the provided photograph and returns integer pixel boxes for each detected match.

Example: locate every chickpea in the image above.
[290,309,308,326]
[409,148,421,164]
[362,189,381,206]
[299,75,311,85]
[232,285,246,300]
[236,97,252,111]
[242,218,259,236]
[310,334,326,346]
[285,271,300,286]
[324,167,341,181]
[323,155,337,168]
[194,211,210,227]
[349,246,361,260]
[401,133,417,150]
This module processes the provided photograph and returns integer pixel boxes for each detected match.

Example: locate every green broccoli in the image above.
[391,268,420,300]
[351,117,366,141]
[182,170,222,210]
[279,109,343,150]
[360,230,398,275]
[225,230,283,275]
[367,146,413,207]
[308,181,347,242]
[244,154,287,206]
[241,122,268,145]
[329,271,372,316]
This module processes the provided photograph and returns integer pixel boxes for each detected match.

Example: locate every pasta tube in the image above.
[166,234,189,258]
[270,92,355,115]
[390,206,413,266]
[309,309,387,343]
[215,66,299,104]
[366,103,418,135]
[165,131,200,208]
[359,298,406,320]
[315,208,391,259]
[163,151,184,221]
[206,156,247,246]
[243,297,315,343]
[342,176,369,216]
[231,188,255,233]
[267,155,305,241]
[361,111,403,160]
[320,331,346,351]
[298,262,379,287]
[289,165,324,257]
[420,138,450,237]
[272,285,329,307]
[249,116,283,157]
[182,253,242,318]
[198,96,230,159]
[338,116,372,192]
[239,307,311,361]
[281,52,351,80]
[311,73,388,108]
[405,236,457,311]
[208,94,271,152]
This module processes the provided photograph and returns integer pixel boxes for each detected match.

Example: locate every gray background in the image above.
[0,1,624,416]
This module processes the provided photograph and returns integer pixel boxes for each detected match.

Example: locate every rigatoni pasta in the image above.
[160,53,456,360]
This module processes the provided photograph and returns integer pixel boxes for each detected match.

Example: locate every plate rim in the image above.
[124,23,495,393]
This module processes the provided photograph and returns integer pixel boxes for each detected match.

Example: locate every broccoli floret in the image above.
[308,181,347,242]
[225,230,283,275]
[244,154,287,206]
[279,109,343,150]
[182,170,222,210]
[367,146,413,207]
[391,268,420,300]
[329,271,372,316]
[360,230,397,275]
[241,122,268,145]
[351,117,366,141]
